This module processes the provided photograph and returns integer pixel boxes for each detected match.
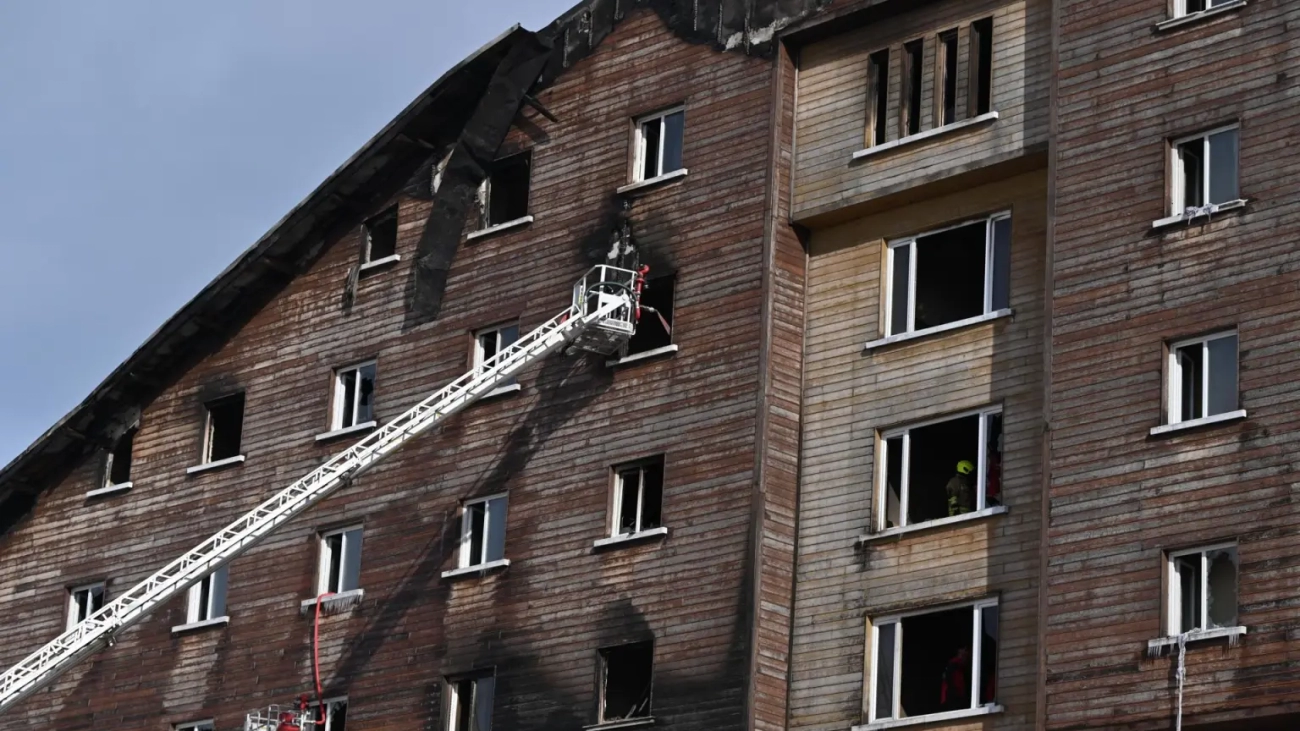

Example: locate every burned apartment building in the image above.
[4,1,1300,731]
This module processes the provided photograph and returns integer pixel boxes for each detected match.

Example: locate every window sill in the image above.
[852,112,1000,163]
[467,215,534,241]
[616,169,688,196]
[854,704,1004,731]
[583,717,656,730]
[864,309,1013,352]
[594,526,669,550]
[86,481,133,498]
[358,254,401,273]
[186,455,246,475]
[606,344,679,367]
[299,589,365,616]
[1155,0,1247,32]
[858,506,1008,544]
[1149,409,1247,437]
[315,421,378,443]
[1147,626,1247,655]
[441,558,511,580]
[171,616,230,635]
[1151,199,1248,230]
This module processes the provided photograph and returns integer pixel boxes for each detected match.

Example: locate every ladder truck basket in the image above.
[572,265,640,355]
[245,704,308,731]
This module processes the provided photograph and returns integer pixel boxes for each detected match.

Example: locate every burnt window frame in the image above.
[102,430,135,490]
[445,670,496,731]
[200,393,245,466]
[361,205,399,267]
[620,273,676,359]
[598,640,655,724]
[478,151,533,231]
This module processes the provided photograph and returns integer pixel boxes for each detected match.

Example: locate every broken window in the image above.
[318,526,363,594]
[937,30,959,127]
[309,697,348,731]
[104,431,134,487]
[886,213,1011,337]
[1172,125,1239,215]
[202,393,245,464]
[901,39,924,137]
[870,599,999,724]
[481,152,531,229]
[459,494,508,569]
[879,407,1003,530]
[969,18,994,117]
[474,322,520,388]
[1167,544,1238,635]
[612,458,664,538]
[363,206,398,264]
[1176,0,1235,18]
[447,672,495,731]
[1167,330,1238,424]
[174,722,215,731]
[68,582,106,630]
[184,566,228,625]
[332,362,377,431]
[599,641,653,723]
[866,49,890,147]
[635,107,685,182]
[626,275,674,356]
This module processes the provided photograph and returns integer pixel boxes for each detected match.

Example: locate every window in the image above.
[901,39,924,137]
[878,407,1003,530]
[68,582,106,630]
[308,697,348,731]
[625,275,674,355]
[866,49,890,147]
[936,30,959,127]
[1167,544,1239,635]
[869,599,999,724]
[363,206,398,264]
[474,323,520,388]
[446,673,495,731]
[1167,331,1239,424]
[331,362,376,431]
[202,393,245,464]
[459,494,508,569]
[634,107,685,182]
[104,431,134,487]
[318,526,363,594]
[1172,125,1239,215]
[968,18,994,117]
[599,641,653,724]
[175,722,215,731]
[1175,0,1236,18]
[185,566,228,624]
[481,153,531,228]
[885,213,1011,337]
[612,458,664,538]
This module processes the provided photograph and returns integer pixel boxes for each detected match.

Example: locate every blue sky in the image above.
[0,1,579,466]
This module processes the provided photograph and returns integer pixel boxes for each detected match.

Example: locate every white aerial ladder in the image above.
[0,265,643,718]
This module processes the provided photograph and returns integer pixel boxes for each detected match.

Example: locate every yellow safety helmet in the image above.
[956,460,975,475]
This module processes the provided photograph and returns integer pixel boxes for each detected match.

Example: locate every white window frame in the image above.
[1166,330,1238,424]
[867,597,1000,725]
[200,394,244,465]
[1172,0,1235,19]
[67,582,106,630]
[633,106,685,183]
[884,212,1011,337]
[185,566,229,624]
[459,493,508,570]
[331,361,377,431]
[1166,542,1238,637]
[317,526,363,595]
[1170,124,1239,216]
[473,322,520,372]
[446,673,496,731]
[611,460,662,538]
[362,206,398,265]
[174,721,215,731]
[308,696,348,731]
[877,406,1002,532]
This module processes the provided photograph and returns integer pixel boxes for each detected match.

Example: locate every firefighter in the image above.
[946,460,975,516]
[939,646,972,711]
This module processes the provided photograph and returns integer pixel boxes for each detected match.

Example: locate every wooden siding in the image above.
[792,0,1050,223]
[1047,1,1300,728]
[789,170,1046,731]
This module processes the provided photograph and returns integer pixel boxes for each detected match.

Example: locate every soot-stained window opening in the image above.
[481,152,531,229]
[599,641,654,723]
[634,107,685,182]
[363,206,398,263]
[104,431,134,487]
[446,671,495,731]
[309,697,349,731]
[202,393,245,464]
[626,275,674,355]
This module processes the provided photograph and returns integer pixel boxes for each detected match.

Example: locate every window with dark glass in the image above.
[902,39,924,137]
[202,393,245,464]
[612,458,664,538]
[482,152,531,228]
[599,642,654,724]
[635,107,685,182]
[363,206,398,263]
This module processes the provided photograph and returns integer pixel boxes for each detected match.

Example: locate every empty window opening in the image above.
[901,39,924,137]
[937,30,959,126]
[1177,0,1234,17]
[969,18,994,117]
[203,393,245,464]
[474,322,520,387]
[364,206,398,263]
[613,458,664,537]
[1168,331,1238,424]
[1167,544,1238,635]
[318,526,363,594]
[880,408,1002,530]
[867,49,891,147]
[635,107,685,182]
[332,362,377,430]
[175,721,215,731]
[309,697,348,731]
[68,582,106,630]
[600,641,653,723]
[627,275,674,355]
[460,494,508,569]
[105,431,134,487]
[482,152,531,228]
[1173,126,1239,215]
[186,566,228,624]
[447,673,495,731]
[871,600,999,724]
[887,214,1011,337]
